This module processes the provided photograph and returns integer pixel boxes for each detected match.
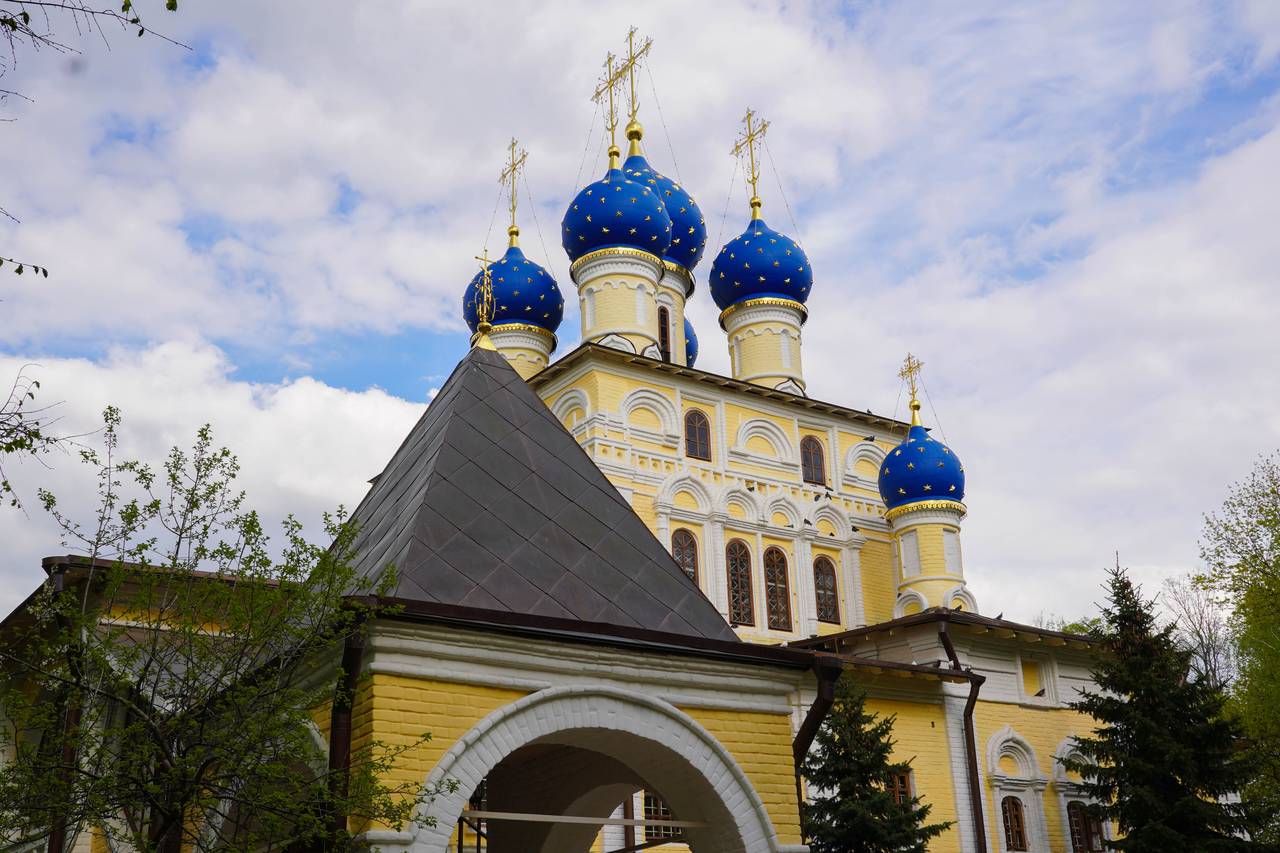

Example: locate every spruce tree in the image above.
[1065,567,1275,852]
[801,675,950,853]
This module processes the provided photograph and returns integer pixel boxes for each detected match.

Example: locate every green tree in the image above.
[1201,453,1280,843]
[0,407,451,853]
[1065,567,1273,852]
[801,675,951,853]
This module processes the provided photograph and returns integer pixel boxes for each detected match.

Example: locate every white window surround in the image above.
[987,726,1051,853]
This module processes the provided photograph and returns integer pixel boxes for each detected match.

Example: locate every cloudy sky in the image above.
[2,1,1278,622]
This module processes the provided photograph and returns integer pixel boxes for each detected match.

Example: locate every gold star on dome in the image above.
[513,290,520,296]
[630,227,637,234]
[949,484,956,492]
[773,260,780,266]
[923,484,932,491]
[898,487,906,495]
[907,462,915,470]
[894,449,902,456]
[883,467,890,475]
[602,226,610,233]
[586,214,593,223]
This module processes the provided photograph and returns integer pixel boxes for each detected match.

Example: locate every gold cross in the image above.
[592,52,630,155]
[473,249,496,332]
[898,352,924,426]
[498,138,528,246]
[731,108,770,219]
[620,26,653,124]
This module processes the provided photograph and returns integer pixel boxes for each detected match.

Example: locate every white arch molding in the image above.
[731,418,795,462]
[987,725,1051,853]
[396,685,803,853]
[620,387,681,444]
[550,389,591,425]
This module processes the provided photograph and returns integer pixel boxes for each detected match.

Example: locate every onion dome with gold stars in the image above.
[561,158,672,265]
[709,218,812,311]
[684,317,698,367]
[623,122,706,277]
[877,355,965,510]
[463,244,564,335]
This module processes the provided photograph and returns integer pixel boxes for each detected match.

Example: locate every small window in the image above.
[684,409,711,461]
[800,436,826,485]
[727,540,754,626]
[671,528,698,584]
[1068,801,1104,852]
[764,547,792,631]
[888,770,912,805]
[643,790,681,841]
[813,556,839,624]
[1001,796,1028,851]
[658,306,671,362]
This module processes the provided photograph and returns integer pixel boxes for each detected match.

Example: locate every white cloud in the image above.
[1,0,1279,622]
[0,343,421,615]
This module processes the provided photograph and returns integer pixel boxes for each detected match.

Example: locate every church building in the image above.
[5,33,1112,853]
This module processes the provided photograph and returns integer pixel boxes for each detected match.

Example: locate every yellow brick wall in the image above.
[973,702,1094,853]
[863,696,963,853]
[350,674,528,833]
[683,707,803,846]
[860,537,896,625]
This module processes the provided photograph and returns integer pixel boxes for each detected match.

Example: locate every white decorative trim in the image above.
[655,473,716,515]
[730,418,796,467]
[571,251,663,287]
[988,725,1052,853]
[893,588,928,618]
[620,387,681,447]
[550,388,590,424]
[596,333,636,354]
[409,686,797,853]
[720,301,805,335]
[775,379,805,396]
[641,343,662,360]
[843,441,887,489]
[944,583,979,614]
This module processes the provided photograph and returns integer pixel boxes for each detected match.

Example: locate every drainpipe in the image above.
[326,625,366,848]
[938,619,988,853]
[791,653,844,824]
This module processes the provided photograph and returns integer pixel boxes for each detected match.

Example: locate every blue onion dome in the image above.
[561,146,672,266]
[878,401,965,511]
[684,317,699,367]
[709,216,812,311]
[622,123,707,276]
[463,239,564,334]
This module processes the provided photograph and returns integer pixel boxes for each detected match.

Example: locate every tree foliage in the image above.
[0,407,450,852]
[0,365,57,506]
[1065,567,1274,852]
[801,676,951,853]
[1201,453,1280,843]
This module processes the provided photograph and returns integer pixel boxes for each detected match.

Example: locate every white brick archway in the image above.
[401,685,804,853]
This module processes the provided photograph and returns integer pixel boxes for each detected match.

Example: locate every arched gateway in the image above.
[414,686,791,853]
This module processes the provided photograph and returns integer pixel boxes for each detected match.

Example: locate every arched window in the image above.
[726,540,753,626]
[800,436,826,485]
[813,556,839,624]
[1067,801,1104,852]
[671,528,698,584]
[1001,796,1028,851]
[658,306,671,362]
[684,409,711,461]
[763,547,792,631]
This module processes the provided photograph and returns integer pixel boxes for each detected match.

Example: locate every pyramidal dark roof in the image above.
[348,346,738,642]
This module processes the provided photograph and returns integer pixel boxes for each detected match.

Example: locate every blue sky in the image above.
[2,1,1279,620]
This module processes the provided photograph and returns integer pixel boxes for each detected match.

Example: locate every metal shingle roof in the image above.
[348,346,737,642]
